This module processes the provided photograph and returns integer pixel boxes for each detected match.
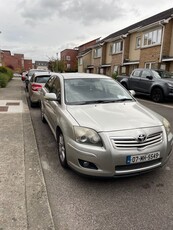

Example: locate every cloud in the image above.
[1,0,172,62]
[19,0,127,26]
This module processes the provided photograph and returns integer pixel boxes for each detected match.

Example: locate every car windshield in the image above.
[154,70,173,78]
[35,75,50,83]
[64,78,134,105]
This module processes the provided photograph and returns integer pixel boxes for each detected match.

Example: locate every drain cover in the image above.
[0,106,8,112]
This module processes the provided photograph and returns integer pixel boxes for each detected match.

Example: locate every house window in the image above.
[78,57,82,65]
[143,28,162,47]
[67,64,71,69]
[145,62,158,69]
[94,47,101,58]
[112,41,123,54]
[136,37,141,48]
[113,65,118,73]
[121,66,126,74]
[66,56,71,61]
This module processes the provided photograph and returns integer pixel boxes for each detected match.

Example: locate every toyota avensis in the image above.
[40,73,173,177]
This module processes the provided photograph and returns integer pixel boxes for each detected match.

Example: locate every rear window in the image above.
[35,75,50,83]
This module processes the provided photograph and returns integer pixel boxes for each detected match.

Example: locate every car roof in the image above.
[33,71,53,77]
[52,72,111,80]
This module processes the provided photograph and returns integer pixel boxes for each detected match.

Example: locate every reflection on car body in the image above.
[40,73,173,177]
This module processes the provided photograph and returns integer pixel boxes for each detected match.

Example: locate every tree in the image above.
[48,57,66,72]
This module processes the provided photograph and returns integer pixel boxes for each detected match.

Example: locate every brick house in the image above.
[79,8,173,76]
[24,59,33,71]
[60,48,78,72]
[60,38,100,72]
[1,50,33,72]
[77,38,101,73]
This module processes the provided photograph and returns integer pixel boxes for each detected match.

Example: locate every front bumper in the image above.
[65,127,173,177]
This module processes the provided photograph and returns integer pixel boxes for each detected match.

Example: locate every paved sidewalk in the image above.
[0,77,55,230]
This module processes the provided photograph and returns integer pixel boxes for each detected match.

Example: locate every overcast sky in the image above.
[0,0,172,62]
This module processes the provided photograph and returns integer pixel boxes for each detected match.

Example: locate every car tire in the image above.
[57,132,68,168]
[151,88,164,103]
[30,98,35,108]
[41,103,47,123]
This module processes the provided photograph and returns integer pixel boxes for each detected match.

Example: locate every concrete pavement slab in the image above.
[0,78,55,230]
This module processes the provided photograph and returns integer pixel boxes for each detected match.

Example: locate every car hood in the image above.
[67,102,163,132]
[160,78,173,83]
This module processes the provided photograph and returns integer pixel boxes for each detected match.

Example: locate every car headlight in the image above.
[163,118,171,134]
[167,83,173,88]
[74,126,102,146]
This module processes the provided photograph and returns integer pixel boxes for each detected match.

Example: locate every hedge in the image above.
[0,67,13,88]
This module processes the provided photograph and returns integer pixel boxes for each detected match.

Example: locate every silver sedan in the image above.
[28,71,52,107]
[40,73,173,177]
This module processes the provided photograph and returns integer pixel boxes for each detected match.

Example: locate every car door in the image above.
[139,69,154,94]
[46,77,62,134]
[129,69,142,92]
[42,76,56,125]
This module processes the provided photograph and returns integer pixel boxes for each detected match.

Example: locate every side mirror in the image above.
[146,75,153,80]
[129,90,135,96]
[44,93,57,101]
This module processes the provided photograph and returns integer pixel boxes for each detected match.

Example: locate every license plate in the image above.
[126,152,160,164]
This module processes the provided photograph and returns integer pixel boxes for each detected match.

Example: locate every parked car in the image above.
[28,71,52,107]
[155,69,173,78]
[118,68,173,102]
[13,73,21,78]
[21,71,28,81]
[25,69,48,91]
[40,73,173,177]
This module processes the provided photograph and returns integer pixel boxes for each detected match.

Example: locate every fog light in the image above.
[83,161,90,167]
[78,159,98,170]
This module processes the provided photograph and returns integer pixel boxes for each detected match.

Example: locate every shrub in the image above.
[0,66,8,74]
[0,66,13,87]
[112,71,118,80]
[6,67,13,80]
[0,73,9,88]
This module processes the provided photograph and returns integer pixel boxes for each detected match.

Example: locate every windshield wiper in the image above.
[83,100,120,104]
[115,98,133,102]
[67,98,133,105]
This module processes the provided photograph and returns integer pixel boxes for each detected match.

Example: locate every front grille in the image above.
[111,131,162,149]
[115,159,161,171]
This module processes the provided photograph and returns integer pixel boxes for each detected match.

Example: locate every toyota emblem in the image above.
[138,134,146,142]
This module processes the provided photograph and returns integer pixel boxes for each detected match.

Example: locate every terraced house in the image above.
[78,7,173,76]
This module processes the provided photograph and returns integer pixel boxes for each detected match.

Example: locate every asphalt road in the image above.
[28,94,173,230]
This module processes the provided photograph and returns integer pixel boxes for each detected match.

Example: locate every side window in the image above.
[132,70,141,77]
[51,78,61,102]
[45,76,56,91]
[30,75,34,82]
[141,70,151,78]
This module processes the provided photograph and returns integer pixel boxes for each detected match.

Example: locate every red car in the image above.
[21,71,28,81]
